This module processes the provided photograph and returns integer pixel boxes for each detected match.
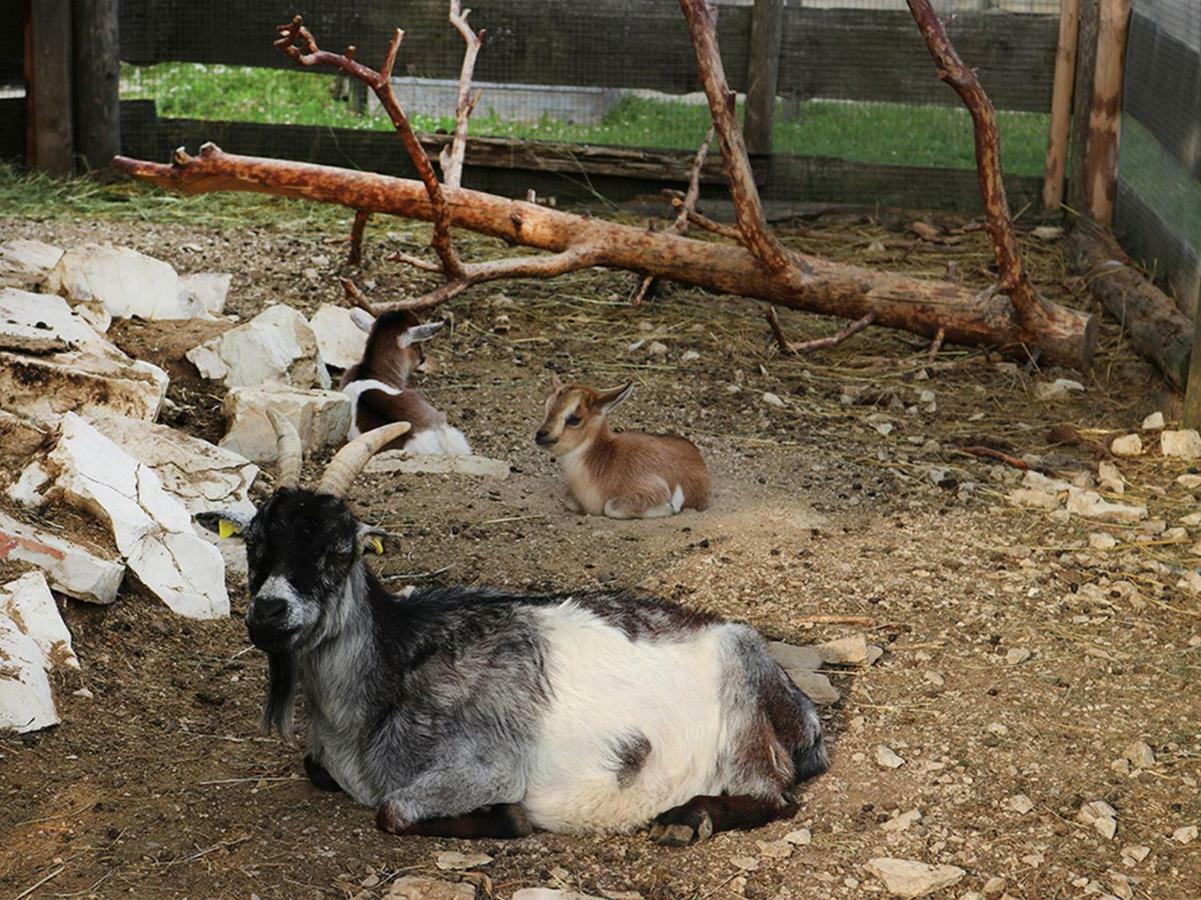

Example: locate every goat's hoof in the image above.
[375,802,410,835]
[649,811,713,846]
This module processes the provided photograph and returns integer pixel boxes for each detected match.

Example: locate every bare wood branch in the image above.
[387,250,444,273]
[346,209,370,266]
[340,277,374,316]
[678,0,795,275]
[274,15,464,279]
[927,326,946,361]
[671,198,745,242]
[114,147,1097,368]
[441,0,486,189]
[768,309,877,355]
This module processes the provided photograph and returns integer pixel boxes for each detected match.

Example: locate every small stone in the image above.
[1078,800,1118,840]
[1172,825,1198,844]
[816,635,870,665]
[680,350,700,362]
[1089,532,1118,550]
[1005,648,1031,665]
[784,828,812,846]
[1161,429,1201,459]
[72,687,93,699]
[387,876,476,900]
[756,839,794,859]
[874,421,895,436]
[881,809,922,832]
[1034,379,1084,401]
[1097,461,1125,494]
[1120,844,1151,864]
[730,856,759,871]
[762,392,786,408]
[876,745,905,769]
[1110,434,1143,457]
[647,341,668,357]
[1177,474,1201,488]
[1142,411,1165,431]
[1007,488,1061,510]
[1006,794,1034,814]
[987,722,1009,737]
[865,858,965,897]
[1066,489,1147,524]
[1123,741,1155,769]
[982,877,1006,896]
[435,851,493,871]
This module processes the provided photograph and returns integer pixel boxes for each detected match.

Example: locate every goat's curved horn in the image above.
[317,422,410,498]
[267,409,303,489]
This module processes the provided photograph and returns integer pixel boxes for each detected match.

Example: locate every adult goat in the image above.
[199,412,827,842]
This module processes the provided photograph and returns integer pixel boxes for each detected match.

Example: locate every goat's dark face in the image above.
[201,489,382,653]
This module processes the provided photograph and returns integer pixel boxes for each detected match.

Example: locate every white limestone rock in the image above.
[1110,434,1143,457]
[1141,411,1165,431]
[1097,461,1125,494]
[46,243,205,319]
[0,613,58,733]
[178,272,231,317]
[310,303,369,371]
[0,287,116,354]
[767,640,839,704]
[1066,489,1147,524]
[1,571,78,670]
[0,239,64,286]
[865,858,965,897]
[28,414,229,619]
[85,410,258,518]
[1161,429,1201,460]
[220,385,350,464]
[0,511,123,604]
[187,304,330,389]
[365,451,511,480]
[0,409,49,458]
[0,348,169,423]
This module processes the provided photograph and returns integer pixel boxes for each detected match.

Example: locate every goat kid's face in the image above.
[535,377,634,456]
[200,490,384,652]
[355,309,445,380]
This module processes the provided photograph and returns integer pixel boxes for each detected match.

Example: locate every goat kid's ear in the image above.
[398,321,446,348]
[357,524,387,556]
[597,382,635,415]
[349,308,376,334]
[196,509,253,540]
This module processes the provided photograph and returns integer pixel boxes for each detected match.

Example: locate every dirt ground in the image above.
[1,203,1199,900]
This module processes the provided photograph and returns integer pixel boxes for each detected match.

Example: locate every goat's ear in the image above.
[596,382,634,416]
[357,523,387,556]
[349,308,376,334]
[196,510,252,540]
[398,321,446,348]
[550,371,564,392]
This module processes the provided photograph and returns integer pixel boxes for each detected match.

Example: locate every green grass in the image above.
[1120,118,1201,247]
[121,62,1050,176]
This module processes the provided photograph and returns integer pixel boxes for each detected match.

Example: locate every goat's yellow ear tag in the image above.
[368,536,385,555]
[218,519,240,539]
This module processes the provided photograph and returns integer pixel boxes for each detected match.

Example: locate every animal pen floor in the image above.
[1,198,1199,900]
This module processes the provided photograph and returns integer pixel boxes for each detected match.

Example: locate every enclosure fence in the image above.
[1114,0,1201,317]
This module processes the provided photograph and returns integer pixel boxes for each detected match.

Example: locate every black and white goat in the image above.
[199,414,828,842]
[340,309,471,455]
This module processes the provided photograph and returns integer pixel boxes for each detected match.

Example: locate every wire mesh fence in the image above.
[115,0,1057,182]
[1115,0,1201,315]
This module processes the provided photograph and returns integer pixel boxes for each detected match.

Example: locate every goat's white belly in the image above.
[523,603,729,833]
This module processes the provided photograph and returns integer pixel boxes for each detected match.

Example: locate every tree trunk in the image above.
[114,145,1096,369]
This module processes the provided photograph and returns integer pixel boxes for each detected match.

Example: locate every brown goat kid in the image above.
[536,375,710,519]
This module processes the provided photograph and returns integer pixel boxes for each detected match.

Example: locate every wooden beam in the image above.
[1082,0,1131,225]
[744,0,783,156]
[72,0,120,175]
[26,0,73,174]
[1067,0,1099,213]
[1042,0,1079,212]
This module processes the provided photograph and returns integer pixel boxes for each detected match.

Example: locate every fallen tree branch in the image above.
[905,0,1084,351]
[439,0,485,189]
[767,308,876,354]
[672,198,744,242]
[346,208,370,266]
[115,144,1095,365]
[275,15,464,279]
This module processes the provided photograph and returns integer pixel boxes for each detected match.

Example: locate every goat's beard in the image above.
[261,651,297,738]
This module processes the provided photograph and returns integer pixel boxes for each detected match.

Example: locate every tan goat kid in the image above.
[536,375,710,519]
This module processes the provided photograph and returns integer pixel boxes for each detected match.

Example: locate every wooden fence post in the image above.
[1184,320,1201,428]
[26,0,74,175]
[1042,0,1079,211]
[73,0,121,175]
[744,0,783,156]
[1066,0,1099,213]
[1082,0,1131,225]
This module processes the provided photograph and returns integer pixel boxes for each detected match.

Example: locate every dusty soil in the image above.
[1,207,1199,900]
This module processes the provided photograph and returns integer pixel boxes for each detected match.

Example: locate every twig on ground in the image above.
[928,327,946,361]
[768,310,877,354]
[346,208,370,266]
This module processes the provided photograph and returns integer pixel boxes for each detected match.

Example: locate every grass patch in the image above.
[122,62,1049,175]
[1120,118,1201,248]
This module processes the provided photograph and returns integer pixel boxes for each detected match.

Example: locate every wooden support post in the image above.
[1082,0,1131,226]
[744,0,783,156]
[72,0,121,175]
[26,0,74,175]
[1067,0,1099,213]
[1185,320,1201,429]
[1042,0,1080,212]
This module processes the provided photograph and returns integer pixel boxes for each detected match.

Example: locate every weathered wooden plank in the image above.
[744,0,783,155]
[778,10,1058,113]
[27,0,74,174]
[119,0,751,94]
[73,0,121,174]
[118,3,1055,111]
[1068,0,1099,212]
[1124,12,1201,183]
